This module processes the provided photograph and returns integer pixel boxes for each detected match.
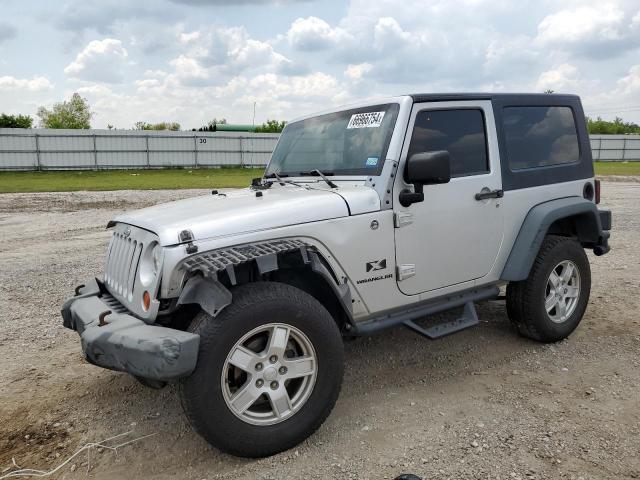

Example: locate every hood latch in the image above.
[179,229,198,254]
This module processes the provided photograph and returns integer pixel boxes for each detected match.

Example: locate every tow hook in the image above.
[98,310,112,327]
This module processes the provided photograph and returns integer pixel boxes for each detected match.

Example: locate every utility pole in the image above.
[252,102,256,127]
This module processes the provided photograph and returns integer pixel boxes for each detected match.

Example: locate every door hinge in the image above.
[397,264,416,281]
[394,212,413,228]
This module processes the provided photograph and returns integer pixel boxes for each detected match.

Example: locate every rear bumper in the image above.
[595,208,612,256]
[599,209,612,231]
[61,278,199,381]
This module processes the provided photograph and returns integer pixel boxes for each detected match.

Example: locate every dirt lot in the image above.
[0,182,638,480]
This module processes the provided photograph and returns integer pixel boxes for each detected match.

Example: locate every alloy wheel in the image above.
[221,323,317,426]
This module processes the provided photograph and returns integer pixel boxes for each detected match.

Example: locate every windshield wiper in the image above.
[299,169,338,189]
[264,172,288,185]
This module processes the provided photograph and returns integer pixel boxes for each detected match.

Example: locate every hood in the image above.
[113,184,379,246]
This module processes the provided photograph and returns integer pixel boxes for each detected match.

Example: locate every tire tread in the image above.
[179,281,343,458]
[506,235,590,343]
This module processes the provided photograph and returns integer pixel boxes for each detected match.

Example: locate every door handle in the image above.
[475,189,504,201]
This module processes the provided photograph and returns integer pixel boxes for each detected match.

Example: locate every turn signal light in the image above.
[595,179,601,204]
[142,290,151,311]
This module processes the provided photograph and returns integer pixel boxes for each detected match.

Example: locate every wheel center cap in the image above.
[263,366,278,382]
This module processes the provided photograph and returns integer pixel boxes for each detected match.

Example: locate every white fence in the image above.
[0,129,279,171]
[0,130,638,171]
[590,134,640,162]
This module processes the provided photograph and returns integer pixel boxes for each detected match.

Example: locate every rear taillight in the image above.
[595,179,601,204]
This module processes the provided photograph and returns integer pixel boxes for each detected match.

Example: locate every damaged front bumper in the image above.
[61,278,199,381]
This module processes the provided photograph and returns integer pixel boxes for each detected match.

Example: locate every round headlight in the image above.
[139,242,162,287]
[152,245,162,275]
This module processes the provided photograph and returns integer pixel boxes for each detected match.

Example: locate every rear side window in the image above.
[503,106,580,170]
[408,109,489,177]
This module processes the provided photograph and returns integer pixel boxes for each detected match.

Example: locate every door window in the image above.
[408,109,489,177]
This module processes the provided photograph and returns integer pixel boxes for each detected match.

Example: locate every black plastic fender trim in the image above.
[501,197,610,282]
[178,239,354,322]
[176,275,232,318]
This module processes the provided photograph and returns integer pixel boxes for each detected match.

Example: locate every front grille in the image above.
[104,231,143,301]
[101,292,129,314]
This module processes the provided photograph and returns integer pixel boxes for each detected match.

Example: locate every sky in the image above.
[1,0,640,129]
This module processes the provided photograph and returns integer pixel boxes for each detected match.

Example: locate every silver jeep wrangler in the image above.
[62,93,611,457]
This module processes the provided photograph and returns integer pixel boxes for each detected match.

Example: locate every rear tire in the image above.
[179,281,344,458]
[506,235,591,342]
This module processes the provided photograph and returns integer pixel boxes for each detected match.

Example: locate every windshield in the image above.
[266,103,400,177]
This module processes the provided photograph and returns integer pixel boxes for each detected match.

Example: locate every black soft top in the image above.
[406,93,592,191]
[409,92,581,104]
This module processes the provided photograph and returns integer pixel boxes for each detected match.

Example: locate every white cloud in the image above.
[373,17,410,51]
[584,64,640,117]
[535,4,639,58]
[537,5,623,43]
[171,0,308,5]
[72,70,346,129]
[169,55,210,84]
[5,0,640,126]
[0,75,53,92]
[344,63,373,80]
[134,78,162,91]
[484,35,539,75]
[286,16,350,51]
[613,64,640,96]
[76,83,113,96]
[176,26,299,78]
[536,64,581,92]
[64,38,129,83]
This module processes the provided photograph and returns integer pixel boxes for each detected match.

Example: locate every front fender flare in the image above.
[177,275,232,318]
[175,239,353,322]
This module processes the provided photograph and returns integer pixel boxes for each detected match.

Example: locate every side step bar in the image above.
[404,301,478,339]
[352,286,499,336]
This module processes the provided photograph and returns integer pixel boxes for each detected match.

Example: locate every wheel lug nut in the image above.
[256,379,264,388]
[279,366,287,375]
[269,355,278,364]
[270,381,278,390]
[255,363,263,371]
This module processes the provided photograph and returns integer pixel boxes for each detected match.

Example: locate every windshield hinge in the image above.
[394,212,413,228]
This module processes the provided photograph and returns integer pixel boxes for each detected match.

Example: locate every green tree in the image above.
[134,121,181,131]
[37,93,92,129]
[197,118,227,131]
[0,113,33,128]
[586,116,640,134]
[254,119,286,133]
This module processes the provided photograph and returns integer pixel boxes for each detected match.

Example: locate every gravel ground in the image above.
[0,183,638,480]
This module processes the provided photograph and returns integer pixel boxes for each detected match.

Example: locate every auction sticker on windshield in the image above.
[347,111,385,129]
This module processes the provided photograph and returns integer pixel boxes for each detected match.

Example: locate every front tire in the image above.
[179,281,344,458]
[506,235,591,342]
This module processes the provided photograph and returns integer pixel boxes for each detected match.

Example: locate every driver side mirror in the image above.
[399,151,451,207]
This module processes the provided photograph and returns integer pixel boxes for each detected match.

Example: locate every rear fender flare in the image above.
[501,197,605,282]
